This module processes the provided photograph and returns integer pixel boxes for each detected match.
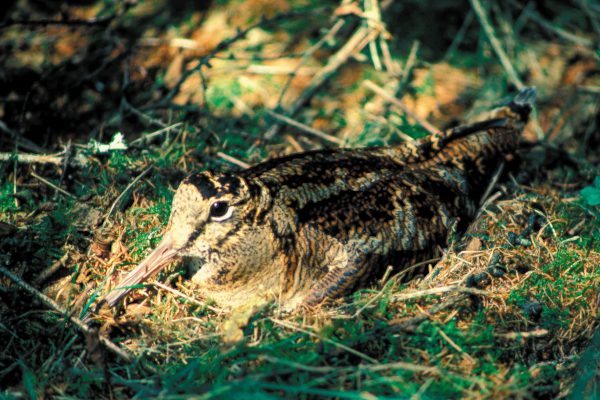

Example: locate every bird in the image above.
[101,87,536,310]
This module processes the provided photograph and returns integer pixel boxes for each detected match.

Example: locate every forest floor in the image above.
[0,0,599,398]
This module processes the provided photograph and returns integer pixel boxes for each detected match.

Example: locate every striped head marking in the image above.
[103,170,273,308]
[168,171,253,255]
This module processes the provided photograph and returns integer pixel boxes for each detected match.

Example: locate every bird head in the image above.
[102,170,275,309]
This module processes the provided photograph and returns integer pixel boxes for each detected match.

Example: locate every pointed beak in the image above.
[104,235,178,308]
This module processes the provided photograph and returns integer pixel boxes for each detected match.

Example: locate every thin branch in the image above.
[527,9,594,47]
[397,40,419,92]
[157,7,328,108]
[479,162,504,208]
[444,10,474,59]
[363,79,439,135]
[265,25,377,140]
[266,110,344,146]
[216,152,251,169]
[31,171,76,199]
[276,19,346,107]
[130,122,184,147]
[0,120,47,153]
[496,329,549,340]
[103,165,153,226]
[435,326,476,363]
[469,0,524,89]
[152,282,225,314]
[0,266,133,363]
[392,285,494,302]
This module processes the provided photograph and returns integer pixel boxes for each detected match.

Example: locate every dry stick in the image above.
[578,86,600,95]
[579,0,600,38]
[276,19,346,107]
[496,329,549,340]
[265,110,344,146]
[265,26,376,140]
[152,282,224,314]
[31,171,76,199]
[436,326,477,363]
[393,40,420,100]
[122,100,168,129]
[444,10,474,59]
[0,151,88,167]
[478,162,504,209]
[103,165,153,227]
[365,0,396,74]
[159,8,324,108]
[365,0,383,71]
[0,266,133,363]
[363,80,439,135]
[216,152,251,169]
[130,122,184,147]
[527,9,593,47]
[393,285,494,302]
[469,0,524,90]
[0,152,63,165]
[0,120,47,153]
[385,295,467,333]
[34,252,69,285]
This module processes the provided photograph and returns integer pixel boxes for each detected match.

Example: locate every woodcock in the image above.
[102,87,536,310]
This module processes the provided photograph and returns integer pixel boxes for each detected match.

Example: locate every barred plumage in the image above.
[102,88,535,309]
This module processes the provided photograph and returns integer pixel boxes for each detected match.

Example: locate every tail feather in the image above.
[408,87,536,164]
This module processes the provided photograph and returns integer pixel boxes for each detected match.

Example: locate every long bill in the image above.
[103,235,178,308]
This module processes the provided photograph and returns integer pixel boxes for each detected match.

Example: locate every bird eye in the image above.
[209,201,232,221]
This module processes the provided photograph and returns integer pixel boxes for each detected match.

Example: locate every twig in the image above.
[157,7,327,108]
[479,162,504,208]
[393,285,494,302]
[363,80,439,135]
[122,100,168,128]
[34,252,69,285]
[130,122,184,147]
[0,120,47,153]
[496,329,549,340]
[0,151,88,167]
[56,141,73,200]
[399,40,419,89]
[31,171,76,199]
[0,266,133,363]
[360,360,438,374]
[578,86,600,95]
[469,0,524,89]
[216,152,251,169]
[435,326,476,363]
[365,0,383,71]
[526,9,594,47]
[367,295,467,337]
[266,110,344,145]
[444,10,474,59]
[276,19,346,107]
[265,25,377,139]
[246,65,319,75]
[152,282,224,314]
[103,166,153,226]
